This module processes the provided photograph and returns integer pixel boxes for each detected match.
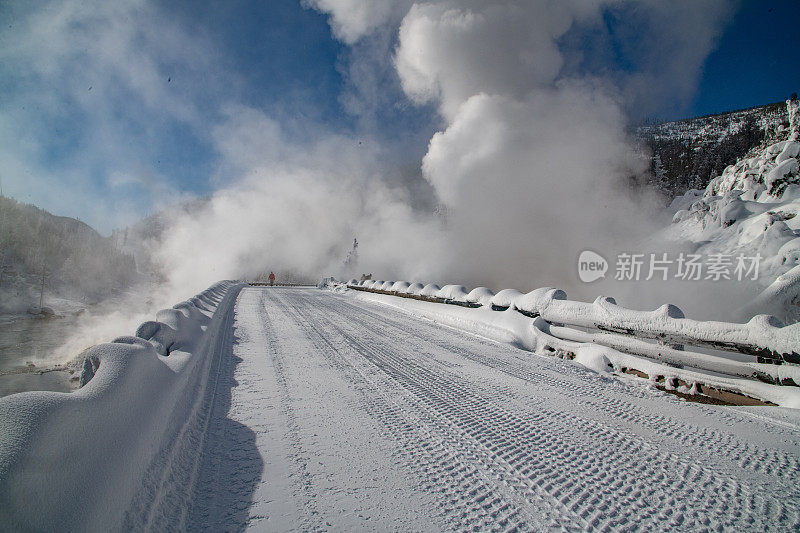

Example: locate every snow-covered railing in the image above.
[249,282,314,287]
[0,280,245,530]
[346,278,800,405]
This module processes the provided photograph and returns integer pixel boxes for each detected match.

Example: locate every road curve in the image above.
[187,287,800,531]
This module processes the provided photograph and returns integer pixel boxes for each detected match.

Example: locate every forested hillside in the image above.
[638,100,793,198]
[0,196,138,312]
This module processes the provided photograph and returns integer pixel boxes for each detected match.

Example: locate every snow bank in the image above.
[490,289,524,308]
[515,287,567,315]
[345,274,800,404]
[572,345,613,374]
[465,287,495,306]
[405,282,425,295]
[420,283,441,297]
[0,280,244,530]
[390,281,410,292]
[436,284,469,301]
[355,290,800,407]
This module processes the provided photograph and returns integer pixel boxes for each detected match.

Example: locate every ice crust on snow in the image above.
[0,280,244,530]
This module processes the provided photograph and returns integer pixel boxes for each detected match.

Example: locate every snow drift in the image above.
[0,280,244,531]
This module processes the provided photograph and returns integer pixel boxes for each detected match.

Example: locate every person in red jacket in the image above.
[268,271,275,286]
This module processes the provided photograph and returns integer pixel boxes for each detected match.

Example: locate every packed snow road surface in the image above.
[190,287,800,531]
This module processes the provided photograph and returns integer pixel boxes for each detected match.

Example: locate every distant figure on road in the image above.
[269,272,275,286]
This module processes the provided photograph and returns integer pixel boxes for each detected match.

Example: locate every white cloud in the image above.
[303,0,412,43]
[309,0,737,305]
[0,0,223,233]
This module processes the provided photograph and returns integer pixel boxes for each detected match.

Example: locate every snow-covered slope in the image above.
[663,99,800,321]
[638,100,790,198]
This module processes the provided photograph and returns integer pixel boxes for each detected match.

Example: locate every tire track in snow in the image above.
[255,289,323,530]
[339,294,800,493]
[300,291,800,531]
[273,290,535,531]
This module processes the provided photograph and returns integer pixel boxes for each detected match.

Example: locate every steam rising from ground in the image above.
[151,0,737,310]
[151,1,737,307]
[24,0,743,369]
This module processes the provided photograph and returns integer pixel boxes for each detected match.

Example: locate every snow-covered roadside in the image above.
[0,280,244,531]
[352,289,800,408]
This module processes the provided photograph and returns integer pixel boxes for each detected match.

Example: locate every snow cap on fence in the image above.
[490,289,524,308]
[515,287,567,315]
[420,283,442,297]
[436,285,469,301]
[465,287,495,306]
[406,282,425,295]
[391,281,410,292]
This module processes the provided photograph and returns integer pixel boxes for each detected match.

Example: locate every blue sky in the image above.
[690,0,800,118]
[0,0,797,234]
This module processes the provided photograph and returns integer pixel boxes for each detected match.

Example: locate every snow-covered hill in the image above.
[0,196,139,314]
[662,99,800,321]
[638,100,791,197]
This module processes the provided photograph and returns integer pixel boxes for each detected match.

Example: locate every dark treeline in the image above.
[0,196,138,304]
[638,101,790,199]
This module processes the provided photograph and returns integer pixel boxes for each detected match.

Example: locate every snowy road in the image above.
[188,287,800,531]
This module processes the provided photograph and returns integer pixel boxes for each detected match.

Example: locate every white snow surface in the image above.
[0,280,244,531]
[405,282,425,295]
[4,285,800,531]
[664,107,800,321]
[419,283,441,297]
[435,284,469,301]
[390,280,411,292]
[465,286,495,305]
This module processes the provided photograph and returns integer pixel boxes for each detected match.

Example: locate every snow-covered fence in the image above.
[346,279,800,405]
[0,280,245,530]
[249,282,314,287]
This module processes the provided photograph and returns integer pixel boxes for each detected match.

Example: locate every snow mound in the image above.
[420,283,442,297]
[573,345,613,374]
[0,280,244,530]
[405,282,425,295]
[490,289,524,308]
[515,287,567,315]
[390,281,410,292]
[436,284,469,301]
[465,287,495,306]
